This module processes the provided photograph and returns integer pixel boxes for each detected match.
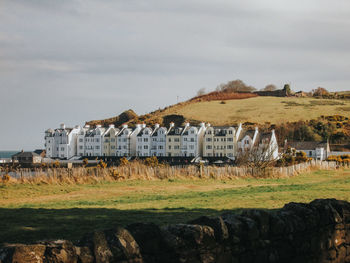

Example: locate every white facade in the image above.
[84,125,106,157]
[181,123,206,157]
[150,124,167,157]
[136,126,153,157]
[77,125,90,157]
[45,123,80,159]
[237,127,259,153]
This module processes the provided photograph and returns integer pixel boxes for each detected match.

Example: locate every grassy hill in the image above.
[117,96,350,127]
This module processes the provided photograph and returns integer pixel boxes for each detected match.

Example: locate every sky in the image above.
[0,0,350,150]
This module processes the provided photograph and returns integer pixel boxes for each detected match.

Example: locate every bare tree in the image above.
[196,88,206,96]
[262,84,277,91]
[218,79,256,93]
[235,143,278,177]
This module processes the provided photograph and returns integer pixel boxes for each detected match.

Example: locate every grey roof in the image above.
[167,127,184,136]
[12,151,40,158]
[288,141,328,150]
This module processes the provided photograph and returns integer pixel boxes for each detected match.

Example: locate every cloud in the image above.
[0,0,350,149]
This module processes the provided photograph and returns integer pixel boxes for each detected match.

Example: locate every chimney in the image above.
[84,125,90,129]
[109,124,115,128]
[200,122,205,127]
[142,123,146,128]
[185,122,190,127]
[122,124,128,129]
[136,124,141,129]
[206,123,211,127]
[96,125,102,128]
[154,123,160,129]
[74,125,80,129]
[170,122,175,127]
[60,123,65,129]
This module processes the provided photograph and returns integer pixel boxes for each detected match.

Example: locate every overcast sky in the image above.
[1,0,350,150]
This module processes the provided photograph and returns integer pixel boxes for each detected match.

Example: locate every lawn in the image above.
[1,169,350,245]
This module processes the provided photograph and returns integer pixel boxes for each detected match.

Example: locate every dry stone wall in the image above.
[1,199,350,263]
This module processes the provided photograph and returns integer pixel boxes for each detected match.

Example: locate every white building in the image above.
[181,123,206,158]
[256,130,279,160]
[45,123,80,159]
[287,141,330,160]
[84,125,106,157]
[77,125,90,157]
[150,124,167,157]
[103,125,119,156]
[237,127,259,153]
[136,126,153,157]
[117,124,143,157]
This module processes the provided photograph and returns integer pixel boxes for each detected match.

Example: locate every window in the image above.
[229,130,233,134]
[111,138,115,142]
[79,146,83,149]
[144,145,148,149]
[79,139,83,142]
[227,138,233,142]
[184,137,187,141]
[144,138,148,142]
[61,147,64,151]
[159,145,163,149]
[96,138,99,142]
[190,138,194,142]
[174,146,179,149]
[96,146,100,149]
[189,145,194,150]
[206,145,212,149]
[245,140,249,145]
[206,138,212,142]
[168,146,171,149]
[191,130,195,134]
[309,151,312,156]
[175,138,180,142]
[227,145,233,149]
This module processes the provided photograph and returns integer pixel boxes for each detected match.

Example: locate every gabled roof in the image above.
[167,127,184,136]
[137,127,153,137]
[152,126,167,137]
[288,141,328,150]
[34,149,45,155]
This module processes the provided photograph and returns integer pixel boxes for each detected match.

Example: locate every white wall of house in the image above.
[45,124,80,159]
[181,123,206,158]
[150,125,167,157]
[136,127,153,157]
[117,125,132,157]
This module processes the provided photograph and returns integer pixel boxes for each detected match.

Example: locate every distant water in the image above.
[0,151,19,159]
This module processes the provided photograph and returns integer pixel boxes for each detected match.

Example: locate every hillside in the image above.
[86,95,350,147]
[131,97,350,126]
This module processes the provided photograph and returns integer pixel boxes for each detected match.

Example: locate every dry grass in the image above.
[1,161,335,186]
[169,97,350,125]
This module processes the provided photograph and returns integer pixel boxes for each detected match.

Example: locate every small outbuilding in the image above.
[12,151,43,164]
[286,141,330,161]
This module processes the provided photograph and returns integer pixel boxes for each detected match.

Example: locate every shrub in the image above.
[120,157,129,166]
[144,156,159,167]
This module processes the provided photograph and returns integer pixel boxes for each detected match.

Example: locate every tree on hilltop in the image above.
[216,79,256,93]
[262,84,277,91]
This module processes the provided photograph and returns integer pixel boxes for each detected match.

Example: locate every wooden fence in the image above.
[1,160,340,183]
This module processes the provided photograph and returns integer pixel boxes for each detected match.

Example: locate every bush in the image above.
[144,156,159,167]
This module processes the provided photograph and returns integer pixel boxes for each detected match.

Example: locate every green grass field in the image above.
[1,169,350,245]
